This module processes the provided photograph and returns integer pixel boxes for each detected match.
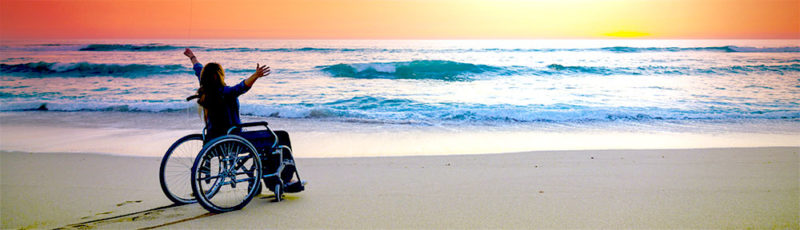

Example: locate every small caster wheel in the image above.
[274,184,283,202]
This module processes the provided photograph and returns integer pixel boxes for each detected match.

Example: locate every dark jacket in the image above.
[193,63,251,138]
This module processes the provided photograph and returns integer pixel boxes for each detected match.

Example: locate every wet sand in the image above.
[2,111,798,158]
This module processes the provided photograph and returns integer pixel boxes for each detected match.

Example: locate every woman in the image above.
[184,48,298,189]
[184,48,269,138]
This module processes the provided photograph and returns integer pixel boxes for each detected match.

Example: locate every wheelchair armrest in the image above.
[227,121,270,134]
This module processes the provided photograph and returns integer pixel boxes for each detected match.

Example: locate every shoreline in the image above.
[1,111,798,158]
[2,147,798,229]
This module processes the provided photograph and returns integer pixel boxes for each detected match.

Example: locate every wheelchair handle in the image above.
[226,121,270,134]
[226,121,279,149]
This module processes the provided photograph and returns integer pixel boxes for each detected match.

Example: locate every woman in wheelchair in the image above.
[183,48,267,138]
[183,48,300,194]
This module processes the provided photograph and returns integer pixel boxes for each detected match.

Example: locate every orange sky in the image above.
[0,0,798,39]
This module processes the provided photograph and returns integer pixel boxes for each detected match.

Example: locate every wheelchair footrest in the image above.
[284,180,306,193]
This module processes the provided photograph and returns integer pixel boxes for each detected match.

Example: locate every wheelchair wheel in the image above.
[191,135,262,213]
[159,134,203,205]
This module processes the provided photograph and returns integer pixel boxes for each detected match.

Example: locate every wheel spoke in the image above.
[191,137,261,212]
[161,135,203,204]
[218,177,256,186]
[196,174,221,181]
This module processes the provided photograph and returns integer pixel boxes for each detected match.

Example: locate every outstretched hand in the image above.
[184,48,199,65]
[244,63,271,88]
[254,63,271,78]
[183,48,195,58]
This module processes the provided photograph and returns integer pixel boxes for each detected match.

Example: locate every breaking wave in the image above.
[3,96,798,124]
[318,60,504,81]
[318,60,800,81]
[0,62,186,77]
[78,44,191,51]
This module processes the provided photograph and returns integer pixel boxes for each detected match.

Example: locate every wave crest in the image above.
[319,60,504,81]
[543,63,800,76]
[318,60,800,80]
[0,62,185,77]
[78,44,188,51]
[3,96,798,124]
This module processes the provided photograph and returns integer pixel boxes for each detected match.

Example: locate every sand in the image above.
[2,147,798,229]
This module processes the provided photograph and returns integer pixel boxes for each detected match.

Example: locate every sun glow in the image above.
[604,31,652,38]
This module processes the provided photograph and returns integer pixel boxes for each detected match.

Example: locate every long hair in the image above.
[196,62,226,108]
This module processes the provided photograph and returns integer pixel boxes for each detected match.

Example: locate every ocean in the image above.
[1,39,799,156]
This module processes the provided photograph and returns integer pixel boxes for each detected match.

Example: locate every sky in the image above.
[0,0,798,39]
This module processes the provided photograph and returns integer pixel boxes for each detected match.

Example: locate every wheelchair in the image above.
[159,122,305,213]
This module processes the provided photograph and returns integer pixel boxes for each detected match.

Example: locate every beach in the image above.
[2,147,798,229]
[0,113,797,229]
[1,39,799,229]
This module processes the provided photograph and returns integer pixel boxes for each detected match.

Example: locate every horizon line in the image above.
[3,36,800,41]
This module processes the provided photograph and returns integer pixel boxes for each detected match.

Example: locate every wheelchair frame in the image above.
[159,121,304,213]
[218,122,303,200]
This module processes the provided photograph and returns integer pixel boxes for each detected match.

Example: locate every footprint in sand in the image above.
[79,210,113,220]
[115,200,142,207]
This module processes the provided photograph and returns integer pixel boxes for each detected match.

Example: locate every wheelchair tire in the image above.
[191,135,262,213]
[159,134,203,205]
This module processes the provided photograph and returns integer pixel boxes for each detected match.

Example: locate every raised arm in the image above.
[222,63,271,97]
[184,48,203,79]
[244,63,271,88]
[184,48,199,65]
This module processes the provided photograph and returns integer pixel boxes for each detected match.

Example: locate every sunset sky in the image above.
[0,0,798,39]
